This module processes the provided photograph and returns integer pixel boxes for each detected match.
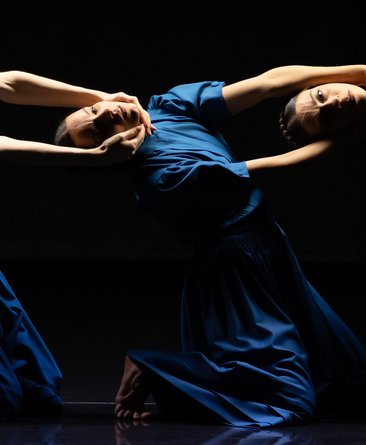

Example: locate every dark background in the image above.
[0,3,365,402]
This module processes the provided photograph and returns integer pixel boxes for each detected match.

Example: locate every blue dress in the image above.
[0,270,62,418]
[127,81,366,427]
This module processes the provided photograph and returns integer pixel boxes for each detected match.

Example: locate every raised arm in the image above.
[223,65,366,115]
[0,125,145,166]
[0,70,111,107]
[0,70,154,134]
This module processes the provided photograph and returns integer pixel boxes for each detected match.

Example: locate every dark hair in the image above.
[54,117,76,147]
[54,115,97,174]
[278,95,316,148]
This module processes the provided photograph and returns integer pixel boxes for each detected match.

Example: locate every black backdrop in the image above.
[0,2,365,263]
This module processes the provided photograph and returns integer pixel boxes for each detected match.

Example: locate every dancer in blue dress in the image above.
[57,64,366,427]
[0,70,154,419]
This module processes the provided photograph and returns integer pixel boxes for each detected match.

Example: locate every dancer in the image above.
[56,64,366,427]
[0,70,155,165]
[0,69,152,419]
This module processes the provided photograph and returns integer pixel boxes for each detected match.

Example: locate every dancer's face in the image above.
[294,83,366,139]
[66,101,141,148]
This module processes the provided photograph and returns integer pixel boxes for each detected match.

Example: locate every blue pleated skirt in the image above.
[0,270,63,417]
[129,210,366,427]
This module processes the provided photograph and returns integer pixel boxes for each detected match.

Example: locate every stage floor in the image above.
[2,404,366,445]
[1,259,365,444]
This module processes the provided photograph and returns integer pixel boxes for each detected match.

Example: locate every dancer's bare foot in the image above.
[114,355,152,421]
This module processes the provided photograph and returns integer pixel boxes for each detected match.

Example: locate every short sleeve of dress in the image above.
[148,81,232,126]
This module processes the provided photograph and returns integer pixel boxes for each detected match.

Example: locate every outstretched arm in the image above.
[223,65,366,115]
[0,70,154,134]
[0,125,145,166]
[0,70,114,107]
